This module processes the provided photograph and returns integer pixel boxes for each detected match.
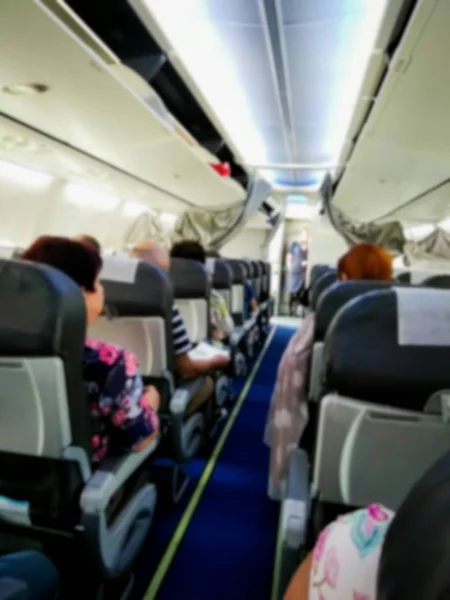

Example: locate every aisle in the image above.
[149,326,295,600]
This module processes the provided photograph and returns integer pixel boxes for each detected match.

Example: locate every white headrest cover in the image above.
[396,287,450,346]
[100,255,139,283]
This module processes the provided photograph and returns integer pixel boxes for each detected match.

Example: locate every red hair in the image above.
[22,236,102,292]
[337,243,393,281]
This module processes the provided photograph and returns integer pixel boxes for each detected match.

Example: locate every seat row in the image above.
[276,263,450,597]
[0,249,272,594]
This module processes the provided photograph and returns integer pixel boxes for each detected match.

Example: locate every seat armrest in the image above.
[80,437,159,513]
[308,342,324,402]
[340,408,450,510]
[281,449,310,549]
[170,378,205,415]
[0,579,28,600]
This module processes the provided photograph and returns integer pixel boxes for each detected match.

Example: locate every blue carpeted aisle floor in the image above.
[133,325,296,600]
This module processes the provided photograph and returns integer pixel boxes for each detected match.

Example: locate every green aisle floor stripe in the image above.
[145,326,278,600]
[271,497,284,600]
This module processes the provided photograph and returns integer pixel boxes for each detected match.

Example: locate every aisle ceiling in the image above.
[132,0,390,191]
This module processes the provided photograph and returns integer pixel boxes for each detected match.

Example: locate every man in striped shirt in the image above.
[131,240,229,416]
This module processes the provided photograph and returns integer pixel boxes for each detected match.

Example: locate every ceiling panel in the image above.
[334,0,450,226]
[282,0,377,24]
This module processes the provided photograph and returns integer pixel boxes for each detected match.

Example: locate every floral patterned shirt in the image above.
[83,338,159,463]
[309,505,395,600]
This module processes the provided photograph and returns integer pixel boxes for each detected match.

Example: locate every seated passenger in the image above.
[0,550,59,600]
[21,236,160,463]
[170,240,234,342]
[130,240,230,420]
[265,243,393,499]
[284,504,395,600]
[74,234,101,253]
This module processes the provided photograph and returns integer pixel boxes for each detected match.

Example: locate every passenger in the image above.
[130,240,230,421]
[74,234,101,253]
[170,240,234,342]
[21,236,160,464]
[265,243,393,499]
[286,241,304,316]
[284,504,395,600]
[0,550,59,600]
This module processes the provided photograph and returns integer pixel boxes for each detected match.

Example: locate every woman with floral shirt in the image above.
[22,236,160,463]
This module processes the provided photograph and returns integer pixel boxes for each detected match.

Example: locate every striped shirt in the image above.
[172,304,192,356]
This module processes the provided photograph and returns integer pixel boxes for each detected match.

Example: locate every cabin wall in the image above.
[0,175,176,250]
[221,228,267,260]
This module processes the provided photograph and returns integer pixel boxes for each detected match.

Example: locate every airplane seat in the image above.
[249,260,264,346]
[309,269,337,311]
[89,255,203,465]
[224,259,255,370]
[257,260,270,331]
[211,259,232,313]
[0,578,27,600]
[0,258,157,581]
[309,280,401,403]
[315,286,450,510]
[171,257,231,408]
[265,262,274,317]
[171,258,209,344]
[423,273,450,288]
[278,286,450,596]
[309,264,330,288]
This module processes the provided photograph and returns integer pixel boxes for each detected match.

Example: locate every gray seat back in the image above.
[170,257,209,344]
[89,255,173,377]
[310,270,337,311]
[0,258,90,460]
[211,259,232,310]
[322,287,450,410]
[224,259,246,325]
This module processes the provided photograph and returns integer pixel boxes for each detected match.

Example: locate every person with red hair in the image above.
[21,236,160,464]
[265,243,393,500]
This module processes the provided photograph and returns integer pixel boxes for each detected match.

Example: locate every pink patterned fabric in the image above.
[264,313,315,499]
[309,506,394,599]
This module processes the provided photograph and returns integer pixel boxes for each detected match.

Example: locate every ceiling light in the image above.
[122,201,155,218]
[159,212,178,227]
[134,0,268,163]
[0,159,53,186]
[2,83,49,96]
[65,183,120,211]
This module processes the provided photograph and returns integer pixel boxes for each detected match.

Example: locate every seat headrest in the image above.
[0,258,86,356]
[395,271,411,284]
[323,287,450,409]
[423,274,450,289]
[315,280,396,341]
[212,260,232,290]
[311,270,337,310]
[249,261,259,277]
[170,257,208,299]
[310,264,331,286]
[100,255,172,317]
[377,450,450,600]
[224,259,245,284]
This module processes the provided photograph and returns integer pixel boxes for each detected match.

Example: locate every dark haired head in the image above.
[170,240,206,265]
[377,451,450,600]
[75,234,101,253]
[22,236,102,292]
